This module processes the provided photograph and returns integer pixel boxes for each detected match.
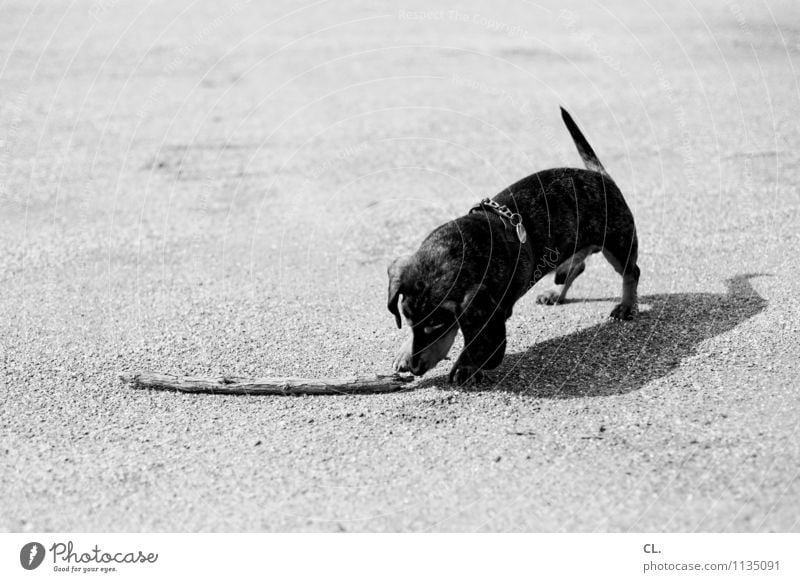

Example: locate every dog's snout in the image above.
[408,325,458,376]
[409,357,428,376]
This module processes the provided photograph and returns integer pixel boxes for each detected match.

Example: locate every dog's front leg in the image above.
[447,284,506,386]
[448,352,485,386]
[392,335,414,373]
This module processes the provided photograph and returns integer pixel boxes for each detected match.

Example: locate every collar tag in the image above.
[471,198,527,244]
[508,212,527,244]
[515,221,527,244]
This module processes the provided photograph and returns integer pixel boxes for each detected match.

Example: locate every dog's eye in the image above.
[423,322,445,335]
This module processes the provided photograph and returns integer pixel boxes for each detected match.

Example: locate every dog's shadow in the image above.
[419,274,767,398]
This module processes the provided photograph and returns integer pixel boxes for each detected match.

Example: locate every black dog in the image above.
[388,108,640,385]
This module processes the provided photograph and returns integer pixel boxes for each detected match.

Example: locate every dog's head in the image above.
[387,254,506,376]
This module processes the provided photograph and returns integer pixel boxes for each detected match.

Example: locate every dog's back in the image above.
[488,109,639,318]
[490,108,636,257]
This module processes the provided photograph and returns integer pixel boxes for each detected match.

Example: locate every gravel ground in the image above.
[1,0,799,532]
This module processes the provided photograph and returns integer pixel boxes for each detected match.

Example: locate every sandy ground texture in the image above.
[1,0,799,532]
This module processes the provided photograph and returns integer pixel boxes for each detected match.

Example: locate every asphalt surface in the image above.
[1,0,799,532]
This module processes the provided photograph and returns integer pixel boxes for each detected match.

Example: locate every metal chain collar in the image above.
[470,198,528,244]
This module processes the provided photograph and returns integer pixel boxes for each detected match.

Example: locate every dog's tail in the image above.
[560,107,607,175]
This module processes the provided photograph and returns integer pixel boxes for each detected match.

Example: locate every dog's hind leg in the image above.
[602,236,640,320]
[536,246,596,305]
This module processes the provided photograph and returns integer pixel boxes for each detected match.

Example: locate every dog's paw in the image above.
[536,290,562,305]
[448,364,484,387]
[392,348,413,373]
[610,302,637,320]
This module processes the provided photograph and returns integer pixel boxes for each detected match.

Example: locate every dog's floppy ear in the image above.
[457,284,506,370]
[387,255,412,328]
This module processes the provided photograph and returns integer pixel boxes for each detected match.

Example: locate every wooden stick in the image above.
[119,371,415,395]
